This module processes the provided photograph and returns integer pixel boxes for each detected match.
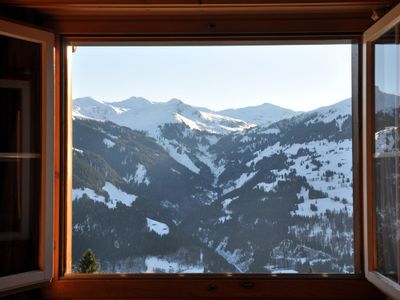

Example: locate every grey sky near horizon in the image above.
[72,45,352,111]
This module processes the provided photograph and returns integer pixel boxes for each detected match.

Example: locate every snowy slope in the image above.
[146,218,170,236]
[72,96,358,274]
[73,97,118,120]
[305,98,351,130]
[219,102,300,126]
[72,181,137,209]
[73,97,255,136]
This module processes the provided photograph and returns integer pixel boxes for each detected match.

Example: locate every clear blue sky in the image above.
[72,45,352,111]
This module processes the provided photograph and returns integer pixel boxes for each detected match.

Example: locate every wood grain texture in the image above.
[53,34,61,281]
[352,41,364,275]
[47,15,374,35]
[40,278,385,299]
[0,0,395,7]
[0,0,397,35]
[362,3,400,298]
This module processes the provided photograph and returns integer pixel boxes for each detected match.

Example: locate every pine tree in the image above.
[77,248,100,273]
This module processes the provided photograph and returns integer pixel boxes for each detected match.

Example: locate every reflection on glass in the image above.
[374,26,400,282]
[0,35,42,276]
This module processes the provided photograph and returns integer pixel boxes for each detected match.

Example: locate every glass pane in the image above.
[374,25,400,282]
[0,34,42,276]
[71,45,354,274]
[0,159,41,276]
[0,35,42,153]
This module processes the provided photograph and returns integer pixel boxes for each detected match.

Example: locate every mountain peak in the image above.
[219,102,299,126]
[311,98,351,115]
[167,98,184,105]
[73,96,104,105]
[72,96,256,135]
[113,96,152,108]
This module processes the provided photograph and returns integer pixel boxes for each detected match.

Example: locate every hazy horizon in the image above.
[72,45,352,111]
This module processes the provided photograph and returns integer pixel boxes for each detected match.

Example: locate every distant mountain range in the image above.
[72,95,355,274]
[73,96,302,135]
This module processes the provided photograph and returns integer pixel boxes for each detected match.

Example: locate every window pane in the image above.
[0,159,41,276]
[0,35,42,276]
[71,45,354,274]
[374,26,400,282]
[0,35,42,153]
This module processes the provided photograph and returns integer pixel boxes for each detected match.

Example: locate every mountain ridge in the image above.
[73,96,350,134]
[219,102,300,126]
[73,96,255,136]
[71,94,355,274]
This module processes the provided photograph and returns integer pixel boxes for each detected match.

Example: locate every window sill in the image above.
[41,277,384,299]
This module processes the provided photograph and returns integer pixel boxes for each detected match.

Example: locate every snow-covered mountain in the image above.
[219,102,300,126]
[305,98,351,129]
[73,96,255,136]
[71,95,356,274]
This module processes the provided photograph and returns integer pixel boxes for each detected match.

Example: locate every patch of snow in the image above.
[122,174,134,183]
[221,198,233,212]
[271,269,299,274]
[145,257,179,273]
[72,187,105,204]
[297,187,309,200]
[160,200,179,209]
[195,144,225,185]
[146,217,169,236]
[245,142,281,167]
[110,105,129,115]
[103,138,115,148]
[114,240,120,249]
[73,147,84,154]
[240,135,252,143]
[199,111,255,132]
[133,163,150,185]
[254,182,278,193]
[215,237,254,272]
[174,113,203,132]
[263,128,280,135]
[181,266,205,273]
[206,135,220,145]
[102,182,137,208]
[218,215,232,224]
[223,172,257,195]
[73,186,135,210]
[72,109,106,122]
[218,196,239,222]
[145,256,204,273]
[170,168,181,175]
[293,198,351,217]
[159,139,200,174]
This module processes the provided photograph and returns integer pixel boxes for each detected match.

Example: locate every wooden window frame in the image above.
[0,18,54,294]
[43,35,386,299]
[362,2,400,299]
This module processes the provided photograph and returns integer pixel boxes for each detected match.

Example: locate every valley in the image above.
[72,96,354,274]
